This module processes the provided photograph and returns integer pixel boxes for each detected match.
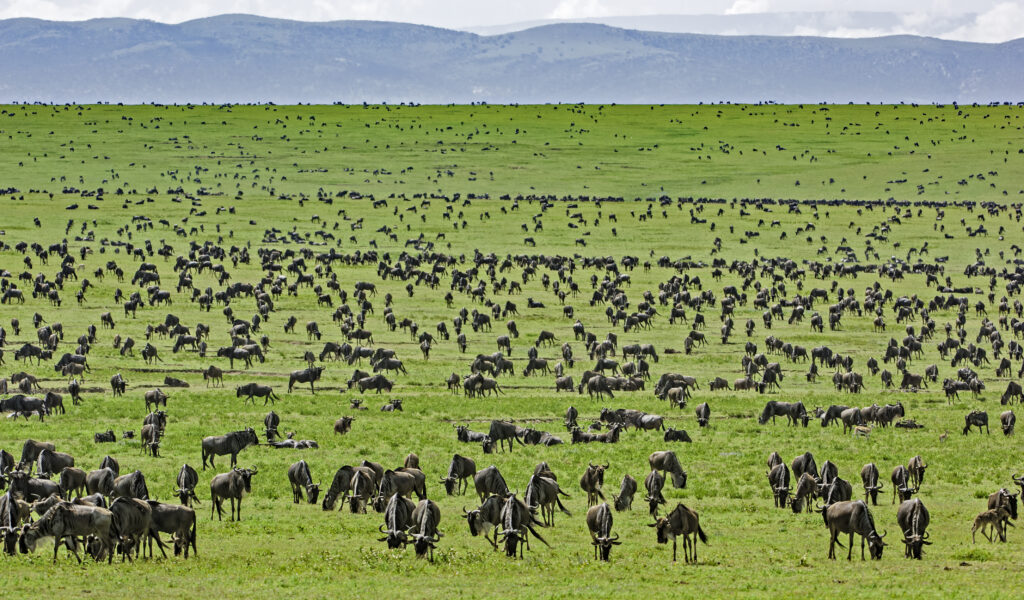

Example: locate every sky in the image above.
[0,0,1022,42]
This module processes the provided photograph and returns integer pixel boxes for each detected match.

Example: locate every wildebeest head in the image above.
[305,481,321,505]
[867,530,887,559]
[594,532,621,561]
[649,517,671,544]
[902,529,930,559]
[378,523,408,548]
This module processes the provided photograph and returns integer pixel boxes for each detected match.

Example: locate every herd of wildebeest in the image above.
[0,188,1023,567]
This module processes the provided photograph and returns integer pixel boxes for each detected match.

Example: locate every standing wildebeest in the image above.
[111,470,149,500]
[896,498,930,559]
[289,366,324,393]
[907,456,927,490]
[175,464,200,507]
[36,449,75,478]
[203,365,224,387]
[19,439,55,472]
[891,466,917,504]
[824,500,887,560]
[649,451,687,489]
[321,466,355,511]
[644,469,667,516]
[649,503,707,563]
[497,493,548,559]
[525,474,571,526]
[377,492,417,548]
[474,465,509,502]
[109,496,152,561]
[580,463,608,507]
[210,467,257,521]
[973,507,1013,543]
[586,503,621,561]
[110,373,127,397]
[287,460,320,505]
[144,388,168,412]
[695,403,710,427]
[441,454,477,496]
[768,463,790,509]
[791,472,818,514]
[407,499,443,561]
[146,500,197,559]
[564,405,579,430]
[488,420,520,453]
[18,501,115,563]
[463,495,504,550]
[235,383,279,405]
[613,474,637,512]
[201,428,259,470]
[963,410,989,435]
[860,463,883,505]
[1002,410,1016,435]
[986,488,1019,541]
[58,467,87,499]
[758,401,808,426]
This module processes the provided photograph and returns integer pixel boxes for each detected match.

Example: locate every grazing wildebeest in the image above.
[896,498,930,559]
[580,463,609,507]
[649,503,707,563]
[288,366,324,393]
[19,439,55,472]
[18,501,115,563]
[613,474,637,512]
[768,463,790,509]
[497,493,548,559]
[649,451,687,489]
[791,472,818,514]
[377,492,417,548]
[907,456,927,489]
[110,373,127,397]
[695,403,710,427]
[235,383,279,405]
[200,428,259,470]
[321,466,356,511]
[963,410,989,435]
[146,500,197,558]
[175,464,200,507]
[860,463,883,505]
[644,470,667,516]
[407,499,443,561]
[474,465,509,502]
[1002,410,1016,435]
[891,465,917,504]
[109,496,152,561]
[586,502,621,561]
[287,460,321,505]
[440,454,477,496]
[824,500,886,560]
[210,467,257,521]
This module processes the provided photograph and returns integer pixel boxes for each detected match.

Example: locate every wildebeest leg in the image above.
[852,532,857,560]
[672,537,677,562]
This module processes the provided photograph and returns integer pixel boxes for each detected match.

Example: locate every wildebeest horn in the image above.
[589,462,595,468]
[250,466,258,474]
[378,524,386,533]
[922,531,930,539]
[610,533,620,542]
[603,462,610,469]
[880,530,887,538]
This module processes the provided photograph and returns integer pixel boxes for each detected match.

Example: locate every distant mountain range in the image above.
[0,15,1021,103]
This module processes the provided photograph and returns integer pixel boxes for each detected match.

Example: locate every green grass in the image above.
[1,103,1024,598]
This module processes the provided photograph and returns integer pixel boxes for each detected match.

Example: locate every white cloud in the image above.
[945,2,1024,42]
[549,0,612,20]
[725,0,770,15]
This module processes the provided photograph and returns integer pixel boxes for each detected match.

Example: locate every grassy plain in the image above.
[0,103,1023,598]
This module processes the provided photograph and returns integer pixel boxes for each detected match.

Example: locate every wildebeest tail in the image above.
[526,523,550,547]
[697,524,708,544]
[555,496,571,516]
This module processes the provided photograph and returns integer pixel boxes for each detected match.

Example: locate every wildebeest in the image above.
[613,474,637,512]
[768,463,790,509]
[860,463,883,505]
[488,420,520,453]
[377,492,416,548]
[963,410,989,435]
[201,428,259,470]
[758,401,808,426]
[210,467,257,521]
[36,449,75,478]
[146,500,197,558]
[441,454,477,496]
[824,500,887,560]
[644,470,667,516]
[287,460,320,505]
[288,366,324,393]
[109,496,152,561]
[333,416,354,436]
[474,465,509,502]
[143,388,168,412]
[525,474,571,526]
[58,467,87,499]
[111,470,149,500]
[175,464,200,507]
[649,451,687,489]
[694,403,710,427]
[18,501,115,563]
[973,506,1013,543]
[907,455,927,489]
[408,499,443,561]
[463,495,503,550]
[891,465,917,504]
[649,503,707,563]
[580,462,608,507]
[235,383,279,405]
[663,428,692,443]
[1002,410,1016,435]
[497,493,548,558]
[586,502,621,561]
[896,498,930,559]
[321,466,355,511]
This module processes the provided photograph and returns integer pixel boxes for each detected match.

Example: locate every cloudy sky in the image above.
[1,0,1021,42]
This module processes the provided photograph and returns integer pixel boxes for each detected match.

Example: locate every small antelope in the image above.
[972,507,1014,543]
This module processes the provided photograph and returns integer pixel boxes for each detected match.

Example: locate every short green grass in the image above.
[0,103,1023,598]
